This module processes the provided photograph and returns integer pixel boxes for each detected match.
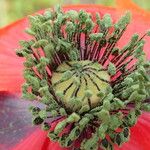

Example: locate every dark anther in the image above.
[101,138,109,148]
[33,116,44,125]
[32,107,41,112]
[112,48,119,56]
[115,134,122,146]
[16,51,24,57]
[75,128,81,136]
[61,133,68,141]
[108,37,116,44]
[115,29,120,34]
[123,128,129,138]
[135,109,142,116]
[42,122,50,130]
[100,39,107,47]
[67,139,73,147]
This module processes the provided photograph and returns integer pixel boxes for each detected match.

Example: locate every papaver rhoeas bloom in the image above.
[0,1,150,150]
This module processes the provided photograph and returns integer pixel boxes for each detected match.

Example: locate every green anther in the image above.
[89,33,103,41]
[39,110,47,119]
[54,120,67,134]
[79,105,90,114]
[96,109,110,123]
[55,91,64,99]
[51,110,58,117]
[85,18,94,32]
[66,10,78,20]
[108,62,116,76]
[66,21,76,33]
[44,44,55,58]
[129,91,146,102]
[25,28,36,36]
[109,115,122,130]
[146,30,150,36]
[79,117,90,128]
[116,11,131,29]
[59,108,67,116]
[22,93,36,100]
[111,98,125,110]
[78,10,89,24]
[69,49,80,61]
[44,10,53,20]
[68,126,81,141]
[48,131,58,141]
[32,39,48,48]
[98,123,108,139]
[102,14,112,28]
[123,77,134,86]
[97,91,105,98]
[103,100,111,110]
[67,113,80,123]
[19,40,31,48]
[141,103,150,111]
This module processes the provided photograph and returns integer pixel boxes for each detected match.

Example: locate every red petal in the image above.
[0,4,150,150]
[0,19,28,92]
[116,0,150,59]
[115,113,150,150]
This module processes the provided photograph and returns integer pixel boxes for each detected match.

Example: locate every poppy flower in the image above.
[0,1,150,150]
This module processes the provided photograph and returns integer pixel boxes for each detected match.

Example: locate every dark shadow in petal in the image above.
[0,92,45,150]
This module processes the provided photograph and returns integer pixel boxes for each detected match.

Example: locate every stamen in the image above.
[16,6,150,150]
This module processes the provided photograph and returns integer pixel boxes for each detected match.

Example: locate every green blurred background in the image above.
[0,0,150,28]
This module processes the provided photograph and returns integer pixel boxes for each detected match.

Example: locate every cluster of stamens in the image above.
[16,6,150,150]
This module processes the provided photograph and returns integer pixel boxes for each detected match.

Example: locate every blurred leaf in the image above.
[133,0,150,10]
[0,0,150,28]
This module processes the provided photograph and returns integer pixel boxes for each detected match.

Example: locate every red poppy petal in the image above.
[0,19,29,92]
[11,129,49,150]
[116,0,150,59]
[114,112,150,150]
[0,92,45,150]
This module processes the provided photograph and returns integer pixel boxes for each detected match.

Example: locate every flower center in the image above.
[51,60,110,111]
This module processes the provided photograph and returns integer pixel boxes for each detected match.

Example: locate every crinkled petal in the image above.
[0,92,45,150]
